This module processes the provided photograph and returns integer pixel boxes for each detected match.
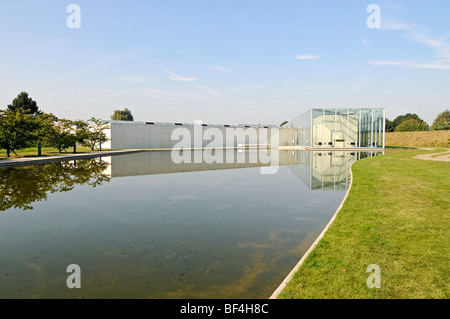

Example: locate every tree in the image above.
[7,92,41,114]
[431,109,450,131]
[280,121,288,127]
[385,118,395,132]
[394,119,430,132]
[5,93,52,156]
[392,113,424,129]
[73,119,89,145]
[45,119,77,153]
[111,108,134,121]
[35,112,58,147]
[388,113,429,132]
[79,118,110,151]
[0,109,41,157]
[433,122,450,131]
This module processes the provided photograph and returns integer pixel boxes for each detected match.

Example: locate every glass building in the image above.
[287,108,385,148]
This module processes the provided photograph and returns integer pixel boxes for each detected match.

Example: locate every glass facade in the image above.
[288,108,385,148]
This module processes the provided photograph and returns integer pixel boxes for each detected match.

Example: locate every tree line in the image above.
[0,92,109,157]
[385,110,450,132]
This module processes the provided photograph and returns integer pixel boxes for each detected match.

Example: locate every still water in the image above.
[0,150,380,298]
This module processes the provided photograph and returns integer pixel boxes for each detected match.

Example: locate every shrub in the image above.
[394,119,429,132]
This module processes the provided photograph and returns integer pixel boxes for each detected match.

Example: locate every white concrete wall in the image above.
[110,122,297,149]
[102,128,112,149]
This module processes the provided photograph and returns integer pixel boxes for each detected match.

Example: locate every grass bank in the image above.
[386,130,450,148]
[278,149,449,299]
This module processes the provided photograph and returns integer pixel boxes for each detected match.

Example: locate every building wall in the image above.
[288,110,312,147]
[110,122,297,149]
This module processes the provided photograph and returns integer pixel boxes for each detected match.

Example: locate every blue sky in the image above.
[0,0,449,125]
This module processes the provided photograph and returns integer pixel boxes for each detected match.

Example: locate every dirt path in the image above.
[413,150,450,162]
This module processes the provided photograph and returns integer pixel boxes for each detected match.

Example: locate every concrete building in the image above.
[104,121,297,150]
[102,108,385,150]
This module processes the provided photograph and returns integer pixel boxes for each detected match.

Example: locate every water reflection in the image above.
[0,158,110,211]
[0,150,382,211]
[108,149,382,190]
[288,151,382,190]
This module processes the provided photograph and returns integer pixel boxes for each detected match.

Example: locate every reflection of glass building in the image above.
[288,151,382,190]
[288,108,385,148]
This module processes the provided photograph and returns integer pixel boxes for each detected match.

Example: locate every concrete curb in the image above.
[0,149,144,168]
[0,146,273,168]
[269,160,356,299]
[305,147,384,152]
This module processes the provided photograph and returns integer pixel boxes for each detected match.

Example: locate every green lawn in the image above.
[0,146,111,159]
[278,149,449,299]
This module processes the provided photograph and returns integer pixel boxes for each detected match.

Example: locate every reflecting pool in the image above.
[0,150,381,298]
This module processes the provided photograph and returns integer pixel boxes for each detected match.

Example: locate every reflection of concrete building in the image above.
[104,150,383,190]
[288,108,385,149]
[106,150,295,177]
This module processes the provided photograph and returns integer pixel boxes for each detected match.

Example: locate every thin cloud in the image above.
[369,61,406,66]
[164,69,198,82]
[295,54,320,60]
[41,52,136,86]
[212,66,231,73]
[373,18,450,70]
[369,60,450,70]
[89,88,169,103]
[360,38,369,47]
[93,74,159,84]
[382,18,414,31]
[164,69,219,95]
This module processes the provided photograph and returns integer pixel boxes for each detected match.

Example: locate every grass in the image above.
[0,146,111,160]
[385,146,417,149]
[278,149,449,299]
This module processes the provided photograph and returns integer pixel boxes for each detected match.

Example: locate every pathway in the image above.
[413,149,450,162]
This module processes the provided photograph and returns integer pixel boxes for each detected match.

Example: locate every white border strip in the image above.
[269,161,356,299]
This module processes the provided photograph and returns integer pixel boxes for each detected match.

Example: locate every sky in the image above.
[0,0,449,126]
